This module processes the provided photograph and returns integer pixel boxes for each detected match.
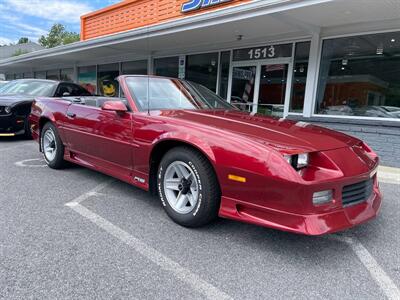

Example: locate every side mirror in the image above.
[101,101,128,113]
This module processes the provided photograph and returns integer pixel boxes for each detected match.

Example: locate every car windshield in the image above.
[125,76,236,111]
[0,80,56,97]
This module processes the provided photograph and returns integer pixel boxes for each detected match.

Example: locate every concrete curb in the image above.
[379,166,400,185]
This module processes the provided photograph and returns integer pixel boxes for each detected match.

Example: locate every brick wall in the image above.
[289,117,400,168]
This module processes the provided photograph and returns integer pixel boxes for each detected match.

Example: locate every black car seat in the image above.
[58,86,70,97]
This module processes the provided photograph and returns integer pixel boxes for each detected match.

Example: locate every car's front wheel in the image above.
[23,116,32,139]
[41,122,65,169]
[157,147,220,227]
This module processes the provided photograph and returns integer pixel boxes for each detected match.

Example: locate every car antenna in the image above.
[147,24,150,115]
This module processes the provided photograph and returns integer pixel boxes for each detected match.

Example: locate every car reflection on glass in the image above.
[230,96,253,112]
[258,104,284,117]
[354,106,400,118]
[321,105,354,116]
[0,81,9,91]
[381,106,400,118]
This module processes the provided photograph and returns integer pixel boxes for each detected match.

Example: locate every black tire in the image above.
[23,116,32,139]
[41,122,66,169]
[157,146,220,227]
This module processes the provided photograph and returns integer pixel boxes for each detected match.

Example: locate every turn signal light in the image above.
[313,190,333,205]
[228,174,246,183]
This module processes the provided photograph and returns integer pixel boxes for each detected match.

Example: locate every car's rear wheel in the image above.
[41,122,65,169]
[157,146,220,227]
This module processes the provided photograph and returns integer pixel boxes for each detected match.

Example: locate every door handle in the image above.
[66,112,76,118]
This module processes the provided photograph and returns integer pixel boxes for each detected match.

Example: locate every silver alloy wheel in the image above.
[163,161,199,214]
[43,129,57,162]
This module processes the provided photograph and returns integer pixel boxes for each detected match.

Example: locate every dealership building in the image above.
[0,0,399,166]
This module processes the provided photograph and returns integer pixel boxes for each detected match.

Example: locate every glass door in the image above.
[228,60,292,117]
[230,65,257,112]
[257,64,289,117]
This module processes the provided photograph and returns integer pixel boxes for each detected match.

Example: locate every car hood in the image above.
[0,94,34,106]
[158,110,361,153]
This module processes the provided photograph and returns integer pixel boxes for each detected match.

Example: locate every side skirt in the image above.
[63,148,150,192]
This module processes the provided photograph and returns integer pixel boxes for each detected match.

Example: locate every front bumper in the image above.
[0,114,26,136]
[219,173,382,236]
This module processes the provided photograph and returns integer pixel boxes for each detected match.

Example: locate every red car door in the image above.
[63,101,133,175]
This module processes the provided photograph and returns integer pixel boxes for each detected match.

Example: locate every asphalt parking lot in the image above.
[1,138,400,300]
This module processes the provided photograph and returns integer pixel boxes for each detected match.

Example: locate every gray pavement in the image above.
[1,139,399,300]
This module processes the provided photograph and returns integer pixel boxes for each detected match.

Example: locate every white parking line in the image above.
[65,181,232,300]
[66,179,116,205]
[379,174,400,185]
[379,167,400,185]
[15,158,47,168]
[331,234,400,300]
[66,180,398,300]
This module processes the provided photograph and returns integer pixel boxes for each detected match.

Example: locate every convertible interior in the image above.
[64,96,130,110]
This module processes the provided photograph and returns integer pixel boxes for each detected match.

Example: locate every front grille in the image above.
[0,106,6,115]
[342,179,374,206]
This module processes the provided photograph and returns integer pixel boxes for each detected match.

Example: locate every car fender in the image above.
[39,111,57,125]
[149,130,281,196]
[33,97,70,143]
[151,131,216,164]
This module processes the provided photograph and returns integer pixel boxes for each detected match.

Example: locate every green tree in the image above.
[12,49,29,56]
[38,23,80,48]
[18,37,29,44]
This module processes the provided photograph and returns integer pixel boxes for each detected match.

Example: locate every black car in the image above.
[0,79,92,138]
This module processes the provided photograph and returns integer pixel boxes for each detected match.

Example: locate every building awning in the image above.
[1,0,399,73]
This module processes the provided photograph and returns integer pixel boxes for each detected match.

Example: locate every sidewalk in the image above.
[379,166,400,185]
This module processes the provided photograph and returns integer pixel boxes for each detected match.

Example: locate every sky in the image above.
[0,0,120,45]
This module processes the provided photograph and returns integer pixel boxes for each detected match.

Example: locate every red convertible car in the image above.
[29,75,382,235]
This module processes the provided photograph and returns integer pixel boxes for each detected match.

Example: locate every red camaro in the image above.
[29,75,382,235]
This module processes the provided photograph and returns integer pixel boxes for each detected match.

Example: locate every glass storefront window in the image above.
[290,42,310,113]
[23,72,33,79]
[46,70,60,80]
[97,63,120,97]
[121,60,148,75]
[15,74,23,79]
[34,71,46,79]
[154,56,179,78]
[316,31,400,119]
[60,68,74,82]
[78,66,97,95]
[186,52,219,92]
[218,51,230,99]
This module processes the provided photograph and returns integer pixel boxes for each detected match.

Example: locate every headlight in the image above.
[359,142,378,160]
[5,106,12,114]
[284,153,309,170]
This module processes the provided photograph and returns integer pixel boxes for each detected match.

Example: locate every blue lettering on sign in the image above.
[181,0,232,13]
